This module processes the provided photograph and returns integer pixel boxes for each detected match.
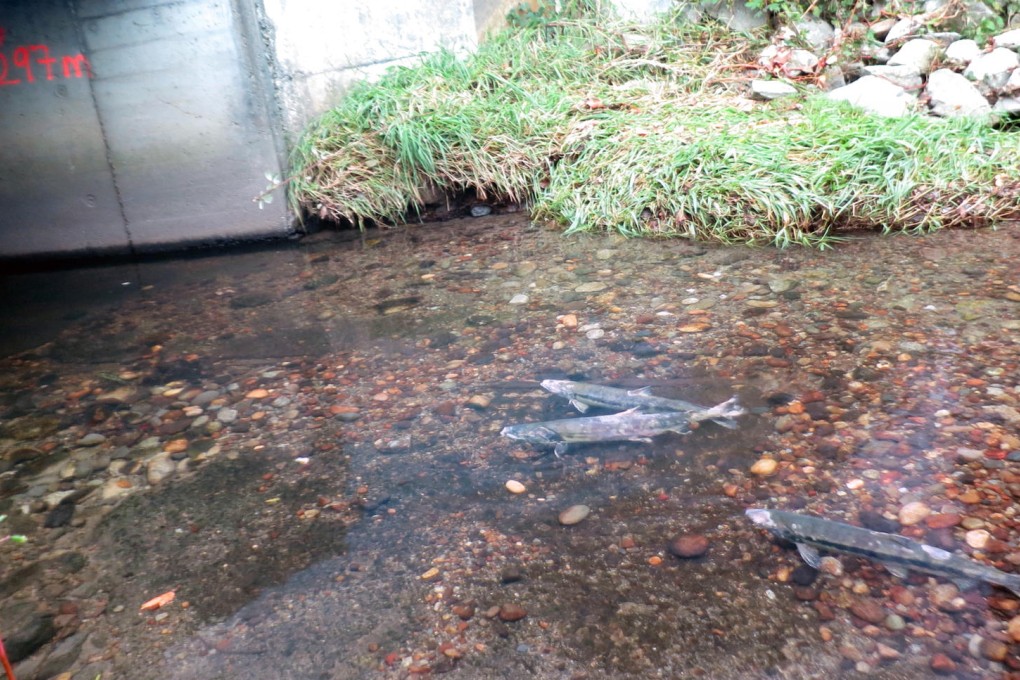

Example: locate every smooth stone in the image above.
[668,534,709,558]
[574,282,607,293]
[77,433,106,447]
[750,458,778,476]
[558,504,590,526]
[466,395,491,410]
[965,529,990,549]
[146,454,176,485]
[216,408,238,423]
[898,501,930,526]
[505,480,527,494]
[509,294,529,305]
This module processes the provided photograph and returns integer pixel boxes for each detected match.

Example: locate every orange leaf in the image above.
[140,591,175,611]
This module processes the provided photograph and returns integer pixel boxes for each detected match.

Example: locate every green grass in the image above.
[288,7,1020,247]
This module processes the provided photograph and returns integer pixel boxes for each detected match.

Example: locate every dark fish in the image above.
[747,508,1020,597]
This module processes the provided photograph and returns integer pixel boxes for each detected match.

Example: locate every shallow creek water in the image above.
[1,215,1019,680]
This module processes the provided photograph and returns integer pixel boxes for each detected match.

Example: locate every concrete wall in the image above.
[0,0,289,259]
[261,0,524,142]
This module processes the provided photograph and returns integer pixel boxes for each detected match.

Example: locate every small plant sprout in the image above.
[0,514,27,545]
[255,170,282,210]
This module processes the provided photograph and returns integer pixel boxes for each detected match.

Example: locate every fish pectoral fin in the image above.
[627,437,654,444]
[883,563,909,579]
[569,399,589,413]
[666,426,691,436]
[796,543,822,569]
[553,442,568,457]
[627,387,654,397]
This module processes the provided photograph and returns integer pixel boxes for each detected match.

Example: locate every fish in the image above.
[540,379,744,429]
[746,508,1020,597]
[502,397,745,456]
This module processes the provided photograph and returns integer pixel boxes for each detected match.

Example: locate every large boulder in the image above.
[828,76,917,117]
[887,39,942,75]
[926,68,993,119]
[965,48,1020,90]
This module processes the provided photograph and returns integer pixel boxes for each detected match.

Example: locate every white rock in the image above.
[558,504,591,525]
[994,96,1020,113]
[965,48,1020,90]
[927,69,993,119]
[794,16,836,51]
[898,501,931,526]
[146,453,177,485]
[701,0,768,31]
[945,39,982,67]
[925,0,998,33]
[965,528,991,549]
[993,28,1020,49]
[888,39,941,75]
[787,49,820,75]
[863,64,923,90]
[885,16,924,43]
[828,76,916,117]
[1003,68,1020,94]
[750,79,798,100]
[509,294,529,305]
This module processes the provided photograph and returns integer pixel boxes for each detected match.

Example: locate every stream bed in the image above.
[1,214,1019,679]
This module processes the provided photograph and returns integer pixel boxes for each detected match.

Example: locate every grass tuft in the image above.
[288,7,1020,246]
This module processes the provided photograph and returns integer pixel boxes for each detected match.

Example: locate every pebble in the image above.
[1007,615,1020,642]
[498,604,527,622]
[884,614,905,631]
[930,583,965,611]
[505,480,526,494]
[245,388,269,399]
[849,599,886,625]
[965,528,991,549]
[77,433,106,447]
[585,328,605,340]
[668,534,709,558]
[750,458,778,476]
[509,294,529,305]
[146,453,177,485]
[216,408,238,423]
[558,504,590,526]
[574,282,607,293]
[466,395,491,410]
[930,653,956,674]
[897,501,930,526]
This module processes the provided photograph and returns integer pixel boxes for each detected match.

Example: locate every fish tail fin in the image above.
[996,572,1020,598]
[691,396,746,428]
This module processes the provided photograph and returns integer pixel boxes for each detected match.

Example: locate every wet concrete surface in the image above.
[1,215,1020,679]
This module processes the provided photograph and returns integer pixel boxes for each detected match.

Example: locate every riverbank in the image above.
[287,7,1020,247]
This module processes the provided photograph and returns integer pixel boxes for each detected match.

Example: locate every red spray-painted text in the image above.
[0,26,91,87]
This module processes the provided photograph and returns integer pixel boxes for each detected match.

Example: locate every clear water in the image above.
[1,215,1019,679]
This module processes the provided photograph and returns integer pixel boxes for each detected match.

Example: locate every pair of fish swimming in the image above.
[501,379,746,456]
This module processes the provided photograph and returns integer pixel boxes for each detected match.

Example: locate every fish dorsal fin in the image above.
[796,543,821,569]
[886,534,921,549]
[921,544,952,561]
[627,387,654,397]
[569,399,589,413]
[884,563,909,579]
